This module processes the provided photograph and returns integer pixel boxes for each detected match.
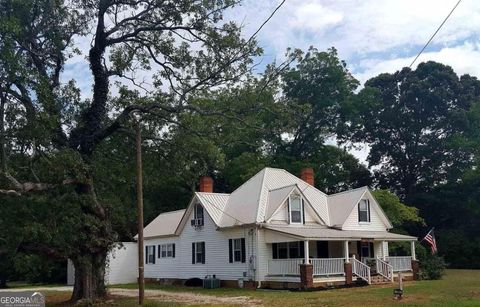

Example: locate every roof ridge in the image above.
[229,168,267,196]
[328,186,368,197]
[155,209,186,216]
[268,184,297,192]
[196,192,231,196]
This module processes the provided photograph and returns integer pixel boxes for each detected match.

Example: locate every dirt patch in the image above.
[110,288,262,306]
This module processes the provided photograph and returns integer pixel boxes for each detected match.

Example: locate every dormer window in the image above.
[358,199,370,223]
[289,194,303,224]
[191,203,204,227]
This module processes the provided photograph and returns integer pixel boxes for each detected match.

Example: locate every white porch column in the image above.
[304,240,310,264]
[344,240,349,263]
[382,241,387,260]
[411,241,416,261]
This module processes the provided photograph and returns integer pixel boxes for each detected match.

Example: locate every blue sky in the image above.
[62,0,480,163]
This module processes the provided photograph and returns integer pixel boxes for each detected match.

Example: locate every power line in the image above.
[409,0,462,68]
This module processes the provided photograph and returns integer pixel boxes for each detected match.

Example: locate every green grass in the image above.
[37,269,480,306]
[110,269,480,306]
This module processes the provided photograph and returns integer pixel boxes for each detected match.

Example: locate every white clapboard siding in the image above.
[256,228,271,281]
[144,205,255,281]
[342,192,388,231]
[270,198,322,224]
[67,242,138,285]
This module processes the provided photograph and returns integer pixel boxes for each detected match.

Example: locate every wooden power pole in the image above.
[135,118,145,305]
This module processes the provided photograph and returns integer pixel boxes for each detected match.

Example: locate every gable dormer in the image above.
[266,185,325,225]
[342,189,392,231]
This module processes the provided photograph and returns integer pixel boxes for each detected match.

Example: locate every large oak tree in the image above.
[0,0,261,301]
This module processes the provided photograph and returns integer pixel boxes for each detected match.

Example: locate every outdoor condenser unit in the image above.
[203,275,220,289]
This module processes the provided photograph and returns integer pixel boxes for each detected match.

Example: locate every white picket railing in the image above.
[311,258,345,276]
[352,257,371,284]
[376,258,394,282]
[386,256,412,272]
[267,259,302,276]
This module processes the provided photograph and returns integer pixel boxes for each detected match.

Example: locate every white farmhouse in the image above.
[141,167,418,288]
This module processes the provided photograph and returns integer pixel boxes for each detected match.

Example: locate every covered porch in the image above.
[264,226,418,285]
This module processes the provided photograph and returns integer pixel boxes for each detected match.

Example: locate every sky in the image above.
[62,0,480,164]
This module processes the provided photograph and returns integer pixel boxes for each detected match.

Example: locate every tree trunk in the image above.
[70,252,108,302]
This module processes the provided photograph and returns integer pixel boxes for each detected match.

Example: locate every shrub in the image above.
[419,255,446,280]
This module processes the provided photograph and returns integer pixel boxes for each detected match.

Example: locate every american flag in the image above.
[423,228,437,254]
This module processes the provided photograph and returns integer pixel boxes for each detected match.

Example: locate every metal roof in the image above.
[142,209,185,239]
[196,192,230,226]
[327,186,368,227]
[264,225,417,241]
[219,168,330,227]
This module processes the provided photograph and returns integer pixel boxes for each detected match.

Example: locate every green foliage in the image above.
[281,47,360,157]
[419,255,446,280]
[352,62,480,198]
[372,190,424,229]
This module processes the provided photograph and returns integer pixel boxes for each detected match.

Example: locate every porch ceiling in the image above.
[263,225,417,242]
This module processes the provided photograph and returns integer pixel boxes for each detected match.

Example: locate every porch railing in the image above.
[267,259,302,276]
[352,257,371,284]
[386,256,412,272]
[311,258,345,276]
[376,258,394,282]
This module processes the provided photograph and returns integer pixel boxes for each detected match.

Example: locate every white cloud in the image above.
[287,2,343,31]
[355,41,480,84]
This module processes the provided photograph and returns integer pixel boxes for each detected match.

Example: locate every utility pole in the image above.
[134,114,145,305]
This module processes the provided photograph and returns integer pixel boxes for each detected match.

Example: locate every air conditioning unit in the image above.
[191,218,204,227]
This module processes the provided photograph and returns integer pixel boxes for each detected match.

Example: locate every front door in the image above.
[358,241,374,262]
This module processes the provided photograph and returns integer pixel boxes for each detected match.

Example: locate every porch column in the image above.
[344,240,349,263]
[304,240,310,264]
[382,241,387,261]
[411,241,416,261]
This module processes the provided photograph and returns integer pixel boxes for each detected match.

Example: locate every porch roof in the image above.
[264,225,417,242]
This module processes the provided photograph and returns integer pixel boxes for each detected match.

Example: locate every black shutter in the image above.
[300,241,305,258]
[272,243,278,259]
[192,243,195,264]
[158,245,161,258]
[145,246,148,264]
[302,200,306,224]
[229,239,233,263]
[201,242,206,264]
[152,245,156,264]
[369,242,374,258]
[287,198,290,223]
[368,199,371,222]
[241,238,246,263]
[172,244,175,258]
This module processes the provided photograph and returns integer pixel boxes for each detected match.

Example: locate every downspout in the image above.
[256,226,262,289]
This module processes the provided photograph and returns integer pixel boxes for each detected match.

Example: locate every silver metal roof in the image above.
[264,225,416,241]
[142,209,185,239]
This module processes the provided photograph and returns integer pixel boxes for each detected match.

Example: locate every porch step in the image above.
[370,274,392,285]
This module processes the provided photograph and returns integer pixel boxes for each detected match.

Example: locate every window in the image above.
[146,245,155,264]
[358,199,370,222]
[158,244,175,258]
[229,238,246,263]
[192,242,205,264]
[194,203,204,225]
[289,194,303,224]
[272,242,305,259]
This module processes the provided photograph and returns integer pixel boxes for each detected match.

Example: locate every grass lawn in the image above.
[46,269,480,306]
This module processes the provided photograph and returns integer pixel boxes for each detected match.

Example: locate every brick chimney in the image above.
[199,176,214,193]
[300,168,314,186]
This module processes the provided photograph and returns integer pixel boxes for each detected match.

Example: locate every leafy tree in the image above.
[280,47,359,158]
[351,62,480,199]
[0,0,260,301]
[372,189,424,230]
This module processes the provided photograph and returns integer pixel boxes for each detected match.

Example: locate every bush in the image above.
[419,255,446,280]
